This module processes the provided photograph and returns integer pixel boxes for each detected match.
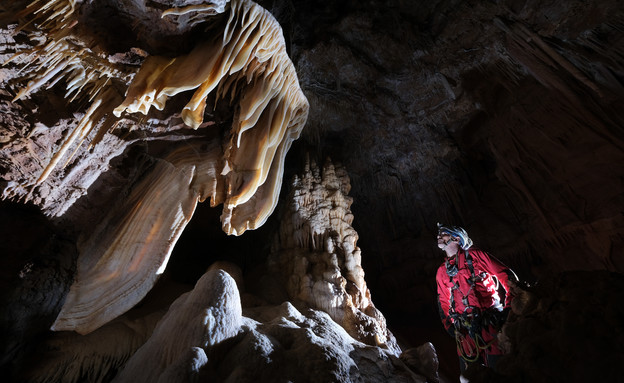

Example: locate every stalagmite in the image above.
[4,0,308,334]
[22,262,427,382]
[270,158,401,355]
[112,268,242,383]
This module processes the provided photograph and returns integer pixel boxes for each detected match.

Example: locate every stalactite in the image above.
[3,0,308,334]
[5,0,309,236]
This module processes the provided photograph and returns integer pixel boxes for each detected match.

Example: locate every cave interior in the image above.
[1,0,623,382]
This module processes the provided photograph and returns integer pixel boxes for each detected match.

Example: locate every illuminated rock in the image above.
[270,158,401,355]
[112,268,242,383]
[24,267,425,382]
[3,0,308,334]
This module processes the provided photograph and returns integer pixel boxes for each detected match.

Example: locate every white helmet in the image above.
[437,223,473,250]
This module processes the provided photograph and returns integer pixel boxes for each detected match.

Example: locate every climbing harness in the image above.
[445,256,458,277]
[445,249,503,365]
[455,330,497,364]
[446,251,480,318]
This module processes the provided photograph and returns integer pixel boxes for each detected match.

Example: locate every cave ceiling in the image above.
[0,0,623,381]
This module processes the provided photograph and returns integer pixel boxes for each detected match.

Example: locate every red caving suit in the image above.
[436,248,514,363]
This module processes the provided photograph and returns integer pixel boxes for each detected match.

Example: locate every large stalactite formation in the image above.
[1,0,623,382]
[2,0,309,335]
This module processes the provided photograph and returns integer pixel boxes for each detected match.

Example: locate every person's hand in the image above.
[494,308,510,329]
[508,278,530,297]
[502,307,510,319]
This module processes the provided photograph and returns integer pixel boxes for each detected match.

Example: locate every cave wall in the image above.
[276,0,623,328]
[1,0,623,382]
[273,0,624,377]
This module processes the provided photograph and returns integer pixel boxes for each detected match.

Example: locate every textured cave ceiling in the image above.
[0,0,623,381]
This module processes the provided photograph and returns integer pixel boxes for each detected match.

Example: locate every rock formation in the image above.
[270,158,400,355]
[112,268,242,383]
[21,264,430,383]
[2,0,308,335]
[467,271,624,383]
[0,1,435,381]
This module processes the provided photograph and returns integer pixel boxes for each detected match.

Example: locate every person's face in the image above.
[437,232,459,254]
[437,232,450,249]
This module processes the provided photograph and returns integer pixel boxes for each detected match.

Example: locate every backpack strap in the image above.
[464,250,477,285]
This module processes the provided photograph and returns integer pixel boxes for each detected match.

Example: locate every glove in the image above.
[484,308,509,329]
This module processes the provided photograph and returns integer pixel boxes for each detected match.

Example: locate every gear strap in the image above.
[455,330,497,364]
[447,250,479,315]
